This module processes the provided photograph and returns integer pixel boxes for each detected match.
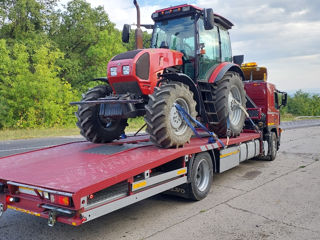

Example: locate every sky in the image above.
[63,0,320,92]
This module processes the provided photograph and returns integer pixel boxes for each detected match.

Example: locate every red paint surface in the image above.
[244,81,280,131]
[107,49,183,95]
[154,4,203,13]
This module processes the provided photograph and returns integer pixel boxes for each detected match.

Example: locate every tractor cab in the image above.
[151,5,234,81]
[123,4,236,82]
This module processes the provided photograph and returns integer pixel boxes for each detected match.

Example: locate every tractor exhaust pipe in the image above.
[134,0,143,49]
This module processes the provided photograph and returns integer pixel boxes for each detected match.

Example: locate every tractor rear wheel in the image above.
[145,82,197,148]
[76,85,128,143]
[209,72,246,137]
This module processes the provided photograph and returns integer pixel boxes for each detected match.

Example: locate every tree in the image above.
[52,0,126,91]
[0,39,77,129]
[124,29,152,51]
[283,90,320,117]
[0,0,57,41]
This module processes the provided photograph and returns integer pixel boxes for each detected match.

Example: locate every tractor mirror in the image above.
[204,8,214,30]
[233,55,244,65]
[122,24,131,43]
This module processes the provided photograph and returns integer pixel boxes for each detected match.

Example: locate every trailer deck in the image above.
[0,133,259,194]
[0,132,261,226]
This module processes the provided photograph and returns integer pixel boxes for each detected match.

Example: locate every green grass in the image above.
[0,128,80,141]
[0,118,146,141]
[281,113,296,122]
[127,117,146,132]
[281,113,320,122]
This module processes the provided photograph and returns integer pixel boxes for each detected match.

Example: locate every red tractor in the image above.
[73,2,249,148]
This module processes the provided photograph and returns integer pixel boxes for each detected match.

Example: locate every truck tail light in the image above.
[50,194,70,206]
[6,195,19,203]
[58,196,70,206]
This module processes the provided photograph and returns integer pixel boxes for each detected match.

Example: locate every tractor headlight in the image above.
[110,67,118,76]
[122,65,130,75]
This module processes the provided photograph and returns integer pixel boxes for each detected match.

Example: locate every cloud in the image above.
[86,0,159,29]
[196,0,320,90]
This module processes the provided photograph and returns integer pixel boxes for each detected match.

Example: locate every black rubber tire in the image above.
[188,152,213,201]
[76,85,128,143]
[209,72,246,137]
[145,82,197,148]
[266,132,277,161]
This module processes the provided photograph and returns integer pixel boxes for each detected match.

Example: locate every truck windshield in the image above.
[152,16,195,78]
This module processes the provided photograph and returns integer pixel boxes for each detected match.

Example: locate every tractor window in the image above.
[152,16,196,78]
[220,28,232,62]
[198,18,220,80]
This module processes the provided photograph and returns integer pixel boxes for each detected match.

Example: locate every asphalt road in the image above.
[0,136,84,158]
[0,123,320,239]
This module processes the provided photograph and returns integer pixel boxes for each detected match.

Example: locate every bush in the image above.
[0,40,78,129]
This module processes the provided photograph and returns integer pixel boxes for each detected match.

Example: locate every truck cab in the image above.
[242,62,287,152]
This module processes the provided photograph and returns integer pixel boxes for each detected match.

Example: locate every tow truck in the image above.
[0,69,286,226]
[0,4,287,227]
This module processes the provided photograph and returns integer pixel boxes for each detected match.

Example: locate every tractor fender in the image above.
[208,62,245,83]
[161,73,203,116]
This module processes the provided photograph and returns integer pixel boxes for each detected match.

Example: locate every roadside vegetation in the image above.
[0,0,319,140]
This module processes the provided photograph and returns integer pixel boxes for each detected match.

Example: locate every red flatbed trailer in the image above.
[0,131,264,226]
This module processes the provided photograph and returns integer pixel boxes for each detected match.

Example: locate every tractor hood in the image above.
[107,49,183,96]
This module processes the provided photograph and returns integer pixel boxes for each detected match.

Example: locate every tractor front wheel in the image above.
[76,85,128,143]
[145,82,197,148]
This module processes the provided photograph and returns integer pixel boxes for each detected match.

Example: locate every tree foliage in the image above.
[281,90,320,116]
[51,0,126,91]
[0,39,77,128]
[0,0,144,129]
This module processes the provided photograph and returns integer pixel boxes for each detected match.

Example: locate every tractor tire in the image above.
[76,85,128,143]
[145,82,197,148]
[209,71,246,137]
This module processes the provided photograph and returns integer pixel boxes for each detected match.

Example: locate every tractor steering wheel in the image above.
[180,44,194,63]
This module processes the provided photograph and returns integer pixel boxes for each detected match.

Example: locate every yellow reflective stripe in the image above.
[177,169,186,175]
[7,205,40,216]
[19,186,33,191]
[268,122,275,126]
[132,181,147,190]
[220,150,240,159]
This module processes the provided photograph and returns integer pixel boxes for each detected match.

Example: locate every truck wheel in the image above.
[76,85,128,143]
[266,132,277,161]
[209,72,246,137]
[145,82,197,148]
[188,152,213,200]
